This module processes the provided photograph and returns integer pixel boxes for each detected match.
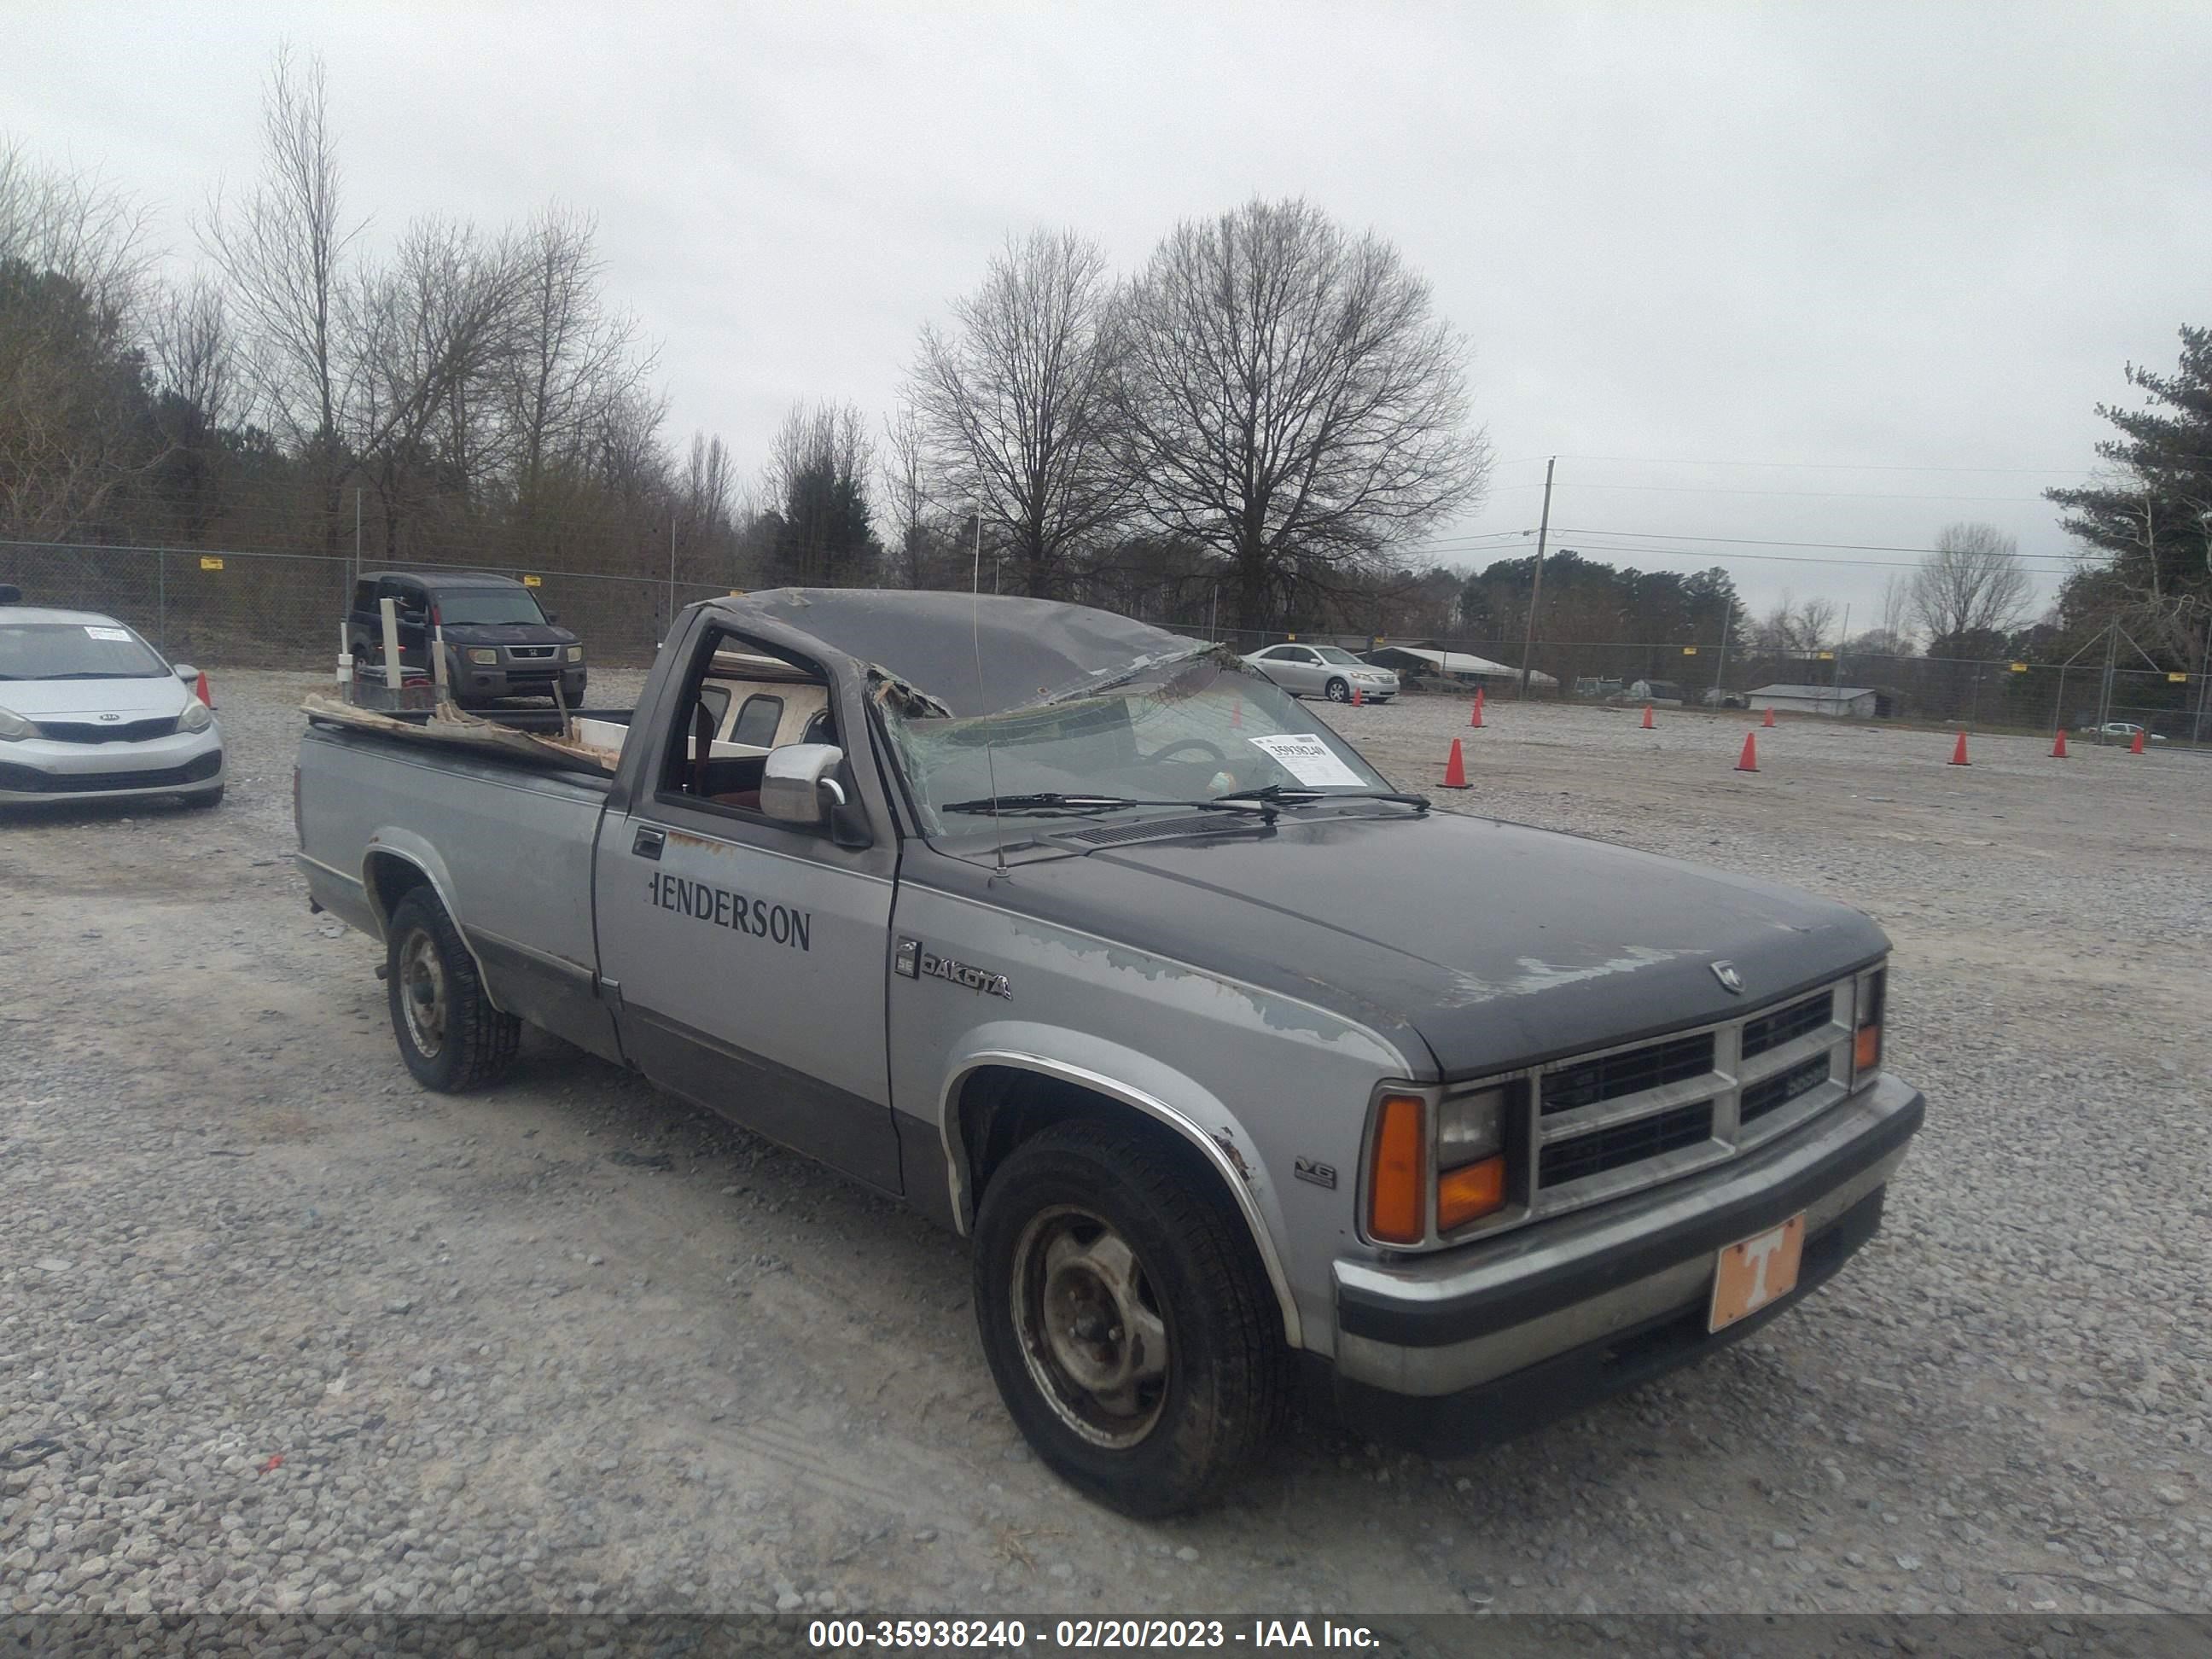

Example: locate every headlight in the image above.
[1366,1082,1522,1245]
[566,645,584,663]
[178,700,214,733]
[1852,965,1886,1082]
[0,706,34,742]
[467,648,499,666]
[1435,1086,1512,1229]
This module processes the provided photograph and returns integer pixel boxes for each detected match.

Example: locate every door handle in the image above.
[632,825,665,860]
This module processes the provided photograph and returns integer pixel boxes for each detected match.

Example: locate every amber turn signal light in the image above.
[1854,1022,1882,1074]
[1367,1094,1427,1244]
[1437,1154,1507,1230]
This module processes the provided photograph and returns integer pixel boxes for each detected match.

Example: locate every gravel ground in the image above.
[1,672,2206,1622]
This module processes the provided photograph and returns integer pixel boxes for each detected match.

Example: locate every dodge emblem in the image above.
[1711,960,1744,994]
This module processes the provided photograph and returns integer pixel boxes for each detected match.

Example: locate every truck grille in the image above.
[509,645,556,660]
[1539,1100,1714,1187]
[1741,989,1833,1058]
[33,716,178,743]
[1543,1033,1714,1114]
[1516,972,1859,1220]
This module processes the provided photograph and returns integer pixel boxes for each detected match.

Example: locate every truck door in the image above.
[591,621,901,1192]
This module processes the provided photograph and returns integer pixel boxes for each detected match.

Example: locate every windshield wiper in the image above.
[941,793,1145,815]
[1213,783,1431,813]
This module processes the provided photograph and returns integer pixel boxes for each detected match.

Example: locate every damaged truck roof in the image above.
[719,589,1210,719]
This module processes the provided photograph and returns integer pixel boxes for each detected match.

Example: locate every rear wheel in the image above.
[972,1121,1289,1516]
[385,887,520,1091]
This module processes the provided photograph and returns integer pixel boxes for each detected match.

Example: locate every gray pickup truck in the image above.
[294,590,1924,1516]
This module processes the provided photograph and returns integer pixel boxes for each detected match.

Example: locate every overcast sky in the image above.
[9,2,2209,632]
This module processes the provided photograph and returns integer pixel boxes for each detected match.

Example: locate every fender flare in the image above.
[358,833,505,1013]
[940,1041,1303,1350]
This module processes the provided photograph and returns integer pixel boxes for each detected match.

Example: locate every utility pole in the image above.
[353,486,362,590]
[1833,603,1849,694]
[1710,610,1730,706]
[1517,456,1556,698]
[667,518,678,637]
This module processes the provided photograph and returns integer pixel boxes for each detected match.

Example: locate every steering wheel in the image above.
[1142,737,1228,766]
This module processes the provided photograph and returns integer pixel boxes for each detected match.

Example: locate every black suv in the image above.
[346,572,585,707]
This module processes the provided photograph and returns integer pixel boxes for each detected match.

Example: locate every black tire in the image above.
[971,1121,1289,1517]
[1324,677,1351,703]
[384,887,521,1092]
[185,783,224,810]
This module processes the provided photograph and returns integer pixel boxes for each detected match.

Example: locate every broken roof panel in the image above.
[719,588,1208,717]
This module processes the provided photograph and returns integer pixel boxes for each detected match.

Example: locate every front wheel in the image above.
[1324,677,1351,702]
[385,887,520,1091]
[971,1121,1289,1516]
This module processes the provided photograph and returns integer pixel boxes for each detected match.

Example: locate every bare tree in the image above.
[0,140,163,537]
[1112,197,1491,630]
[1876,572,1912,649]
[346,217,527,557]
[1910,521,2033,643]
[0,137,158,328]
[145,276,246,542]
[762,400,878,586]
[200,44,363,549]
[502,207,657,497]
[877,395,940,587]
[910,230,1126,598]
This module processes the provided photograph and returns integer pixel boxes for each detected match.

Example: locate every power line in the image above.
[1487,480,2055,504]
[1546,452,2096,475]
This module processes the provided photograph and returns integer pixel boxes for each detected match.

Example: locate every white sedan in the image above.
[2081,721,2168,745]
[0,604,226,807]
[1239,643,1398,703]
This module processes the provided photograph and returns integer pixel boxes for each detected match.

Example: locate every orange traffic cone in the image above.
[1441,737,1470,789]
[2051,729,2067,759]
[1735,732,1759,771]
[193,670,213,708]
[1470,689,1486,728]
[2129,728,2146,754]
[1761,706,1776,729]
[1948,731,1970,766]
[1641,704,1655,730]
[1352,684,1363,707]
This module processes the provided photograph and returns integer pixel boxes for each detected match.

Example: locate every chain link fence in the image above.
[0,540,732,672]
[1168,623,2211,745]
[4,538,2206,745]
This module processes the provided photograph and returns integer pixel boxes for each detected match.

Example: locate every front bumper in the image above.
[0,728,226,804]
[457,661,586,701]
[1318,1073,1923,1452]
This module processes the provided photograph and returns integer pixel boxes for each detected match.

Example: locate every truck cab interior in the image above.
[657,640,836,815]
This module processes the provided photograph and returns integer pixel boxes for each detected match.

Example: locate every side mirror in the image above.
[544,612,560,625]
[173,663,199,681]
[760,743,847,825]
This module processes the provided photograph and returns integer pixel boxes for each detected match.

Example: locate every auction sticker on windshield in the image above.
[1248,733,1364,788]
[84,626,132,642]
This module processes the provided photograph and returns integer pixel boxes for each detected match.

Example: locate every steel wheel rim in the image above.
[399,928,447,1058]
[1011,1205,1172,1449]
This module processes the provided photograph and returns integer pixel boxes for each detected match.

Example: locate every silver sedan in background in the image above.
[1239,643,1398,702]
[0,605,226,807]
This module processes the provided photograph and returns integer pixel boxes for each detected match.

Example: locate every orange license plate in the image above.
[1708,1214,1806,1332]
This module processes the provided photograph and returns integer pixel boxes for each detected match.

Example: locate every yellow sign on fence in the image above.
[199,556,224,571]
[521,574,542,587]
[1681,646,1697,655]
[1816,650,1835,661]
[2010,661,2029,672]
[2171,671,2190,684]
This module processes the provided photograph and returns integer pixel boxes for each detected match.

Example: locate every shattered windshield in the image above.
[882,653,1391,836]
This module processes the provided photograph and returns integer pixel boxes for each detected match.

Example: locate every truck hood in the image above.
[987,811,1886,1077]
[0,676,192,719]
